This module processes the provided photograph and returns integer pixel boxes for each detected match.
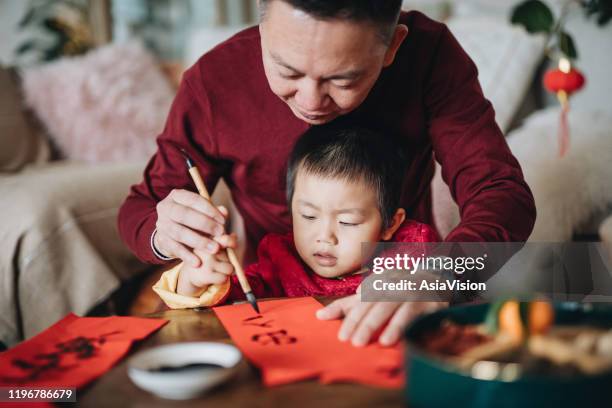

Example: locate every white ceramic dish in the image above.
[127,342,242,400]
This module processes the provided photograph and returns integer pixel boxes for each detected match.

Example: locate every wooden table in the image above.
[79,299,405,407]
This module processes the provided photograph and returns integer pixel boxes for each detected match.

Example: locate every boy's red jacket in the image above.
[221,220,439,302]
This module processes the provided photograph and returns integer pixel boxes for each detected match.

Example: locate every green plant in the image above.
[511,0,612,60]
[15,0,93,63]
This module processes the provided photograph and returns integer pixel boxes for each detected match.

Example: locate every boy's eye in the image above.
[301,214,316,221]
[339,221,359,227]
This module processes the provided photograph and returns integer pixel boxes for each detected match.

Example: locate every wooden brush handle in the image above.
[188,167,252,292]
[189,167,210,200]
[227,247,252,292]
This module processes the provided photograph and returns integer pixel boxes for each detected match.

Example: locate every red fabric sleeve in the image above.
[226,235,287,301]
[117,68,229,264]
[425,27,536,242]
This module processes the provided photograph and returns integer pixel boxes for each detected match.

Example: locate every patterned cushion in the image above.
[20,42,174,163]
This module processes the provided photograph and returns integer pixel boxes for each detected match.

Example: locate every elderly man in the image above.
[118,0,535,347]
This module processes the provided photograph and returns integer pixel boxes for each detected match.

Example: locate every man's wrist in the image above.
[150,228,174,261]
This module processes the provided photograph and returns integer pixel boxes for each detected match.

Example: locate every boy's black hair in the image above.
[286,124,407,229]
[259,0,402,44]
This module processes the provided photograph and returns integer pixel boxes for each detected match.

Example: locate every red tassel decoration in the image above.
[558,92,569,157]
[543,58,586,157]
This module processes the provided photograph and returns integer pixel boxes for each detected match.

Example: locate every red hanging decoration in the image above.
[543,59,586,157]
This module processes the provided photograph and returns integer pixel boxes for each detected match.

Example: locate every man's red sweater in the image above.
[118,11,536,265]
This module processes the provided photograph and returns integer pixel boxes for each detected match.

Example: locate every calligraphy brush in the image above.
[180,148,260,314]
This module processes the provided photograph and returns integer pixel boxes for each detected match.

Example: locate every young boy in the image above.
[153,125,439,308]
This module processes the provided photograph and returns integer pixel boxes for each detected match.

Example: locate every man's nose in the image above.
[295,79,328,112]
[316,221,338,245]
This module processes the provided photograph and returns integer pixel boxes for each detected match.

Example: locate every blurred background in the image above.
[0,0,611,347]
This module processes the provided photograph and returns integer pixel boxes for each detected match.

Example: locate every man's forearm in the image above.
[445,183,536,242]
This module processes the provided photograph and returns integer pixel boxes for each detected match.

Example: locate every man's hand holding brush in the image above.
[153,189,231,267]
[153,192,239,295]
[153,149,260,312]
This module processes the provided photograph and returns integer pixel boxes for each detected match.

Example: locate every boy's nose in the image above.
[316,223,338,245]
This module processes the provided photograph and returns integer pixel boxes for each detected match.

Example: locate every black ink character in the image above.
[251,330,297,345]
[1,331,121,383]
[242,315,274,328]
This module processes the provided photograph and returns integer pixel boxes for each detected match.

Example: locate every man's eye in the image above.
[333,82,354,89]
[301,215,316,221]
[339,221,358,227]
[280,72,301,79]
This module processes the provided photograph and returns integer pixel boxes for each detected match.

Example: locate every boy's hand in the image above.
[316,296,447,347]
[154,189,228,267]
[176,233,237,296]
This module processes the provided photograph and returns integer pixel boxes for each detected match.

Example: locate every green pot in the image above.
[404,303,612,408]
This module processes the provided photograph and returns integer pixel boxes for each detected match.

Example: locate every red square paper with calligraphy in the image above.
[213,297,403,388]
[0,314,167,389]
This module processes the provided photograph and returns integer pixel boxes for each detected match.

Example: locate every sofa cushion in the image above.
[20,41,174,163]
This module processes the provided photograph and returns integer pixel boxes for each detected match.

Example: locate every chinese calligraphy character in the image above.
[242,315,274,328]
[2,331,121,383]
[251,330,298,346]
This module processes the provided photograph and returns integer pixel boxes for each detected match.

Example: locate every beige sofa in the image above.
[0,66,151,347]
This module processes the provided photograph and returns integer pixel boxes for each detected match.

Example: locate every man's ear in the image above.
[383,24,408,67]
[381,208,406,241]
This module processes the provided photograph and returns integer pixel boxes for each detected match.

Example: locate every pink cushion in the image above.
[21,42,174,163]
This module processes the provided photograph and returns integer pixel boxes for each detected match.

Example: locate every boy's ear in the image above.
[381,208,406,241]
